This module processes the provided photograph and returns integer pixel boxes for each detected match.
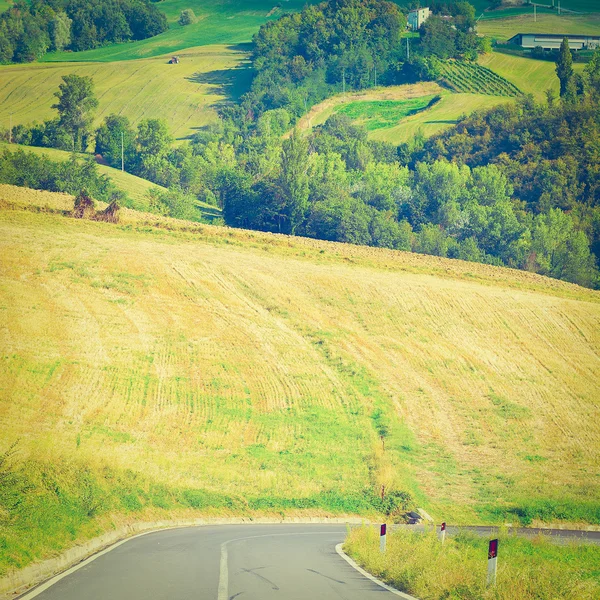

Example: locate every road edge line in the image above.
[15,528,162,600]
[335,543,419,600]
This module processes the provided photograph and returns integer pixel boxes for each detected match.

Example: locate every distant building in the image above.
[408,7,431,31]
[508,33,600,50]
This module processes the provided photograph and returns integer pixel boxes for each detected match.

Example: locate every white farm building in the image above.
[408,7,431,31]
[508,33,600,50]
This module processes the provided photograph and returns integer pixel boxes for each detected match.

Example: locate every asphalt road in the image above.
[22,524,405,600]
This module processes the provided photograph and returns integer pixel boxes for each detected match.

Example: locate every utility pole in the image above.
[406,37,410,61]
[534,4,536,22]
[558,0,561,15]
[374,65,377,87]
[342,67,346,94]
[121,131,124,172]
[9,114,12,144]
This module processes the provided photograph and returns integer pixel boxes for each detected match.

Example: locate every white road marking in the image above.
[335,543,420,599]
[217,542,228,600]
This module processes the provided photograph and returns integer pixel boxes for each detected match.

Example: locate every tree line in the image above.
[0,0,167,62]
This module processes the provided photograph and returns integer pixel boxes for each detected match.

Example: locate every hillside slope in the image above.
[0,45,250,141]
[1,185,599,571]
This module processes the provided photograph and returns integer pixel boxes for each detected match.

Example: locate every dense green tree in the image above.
[532,209,597,287]
[0,0,167,62]
[52,74,98,151]
[95,114,136,170]
[49,11,72,52]
[279,132,310,234]
[556,37,574,100]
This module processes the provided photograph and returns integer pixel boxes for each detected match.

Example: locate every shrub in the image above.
[178,9,197,26]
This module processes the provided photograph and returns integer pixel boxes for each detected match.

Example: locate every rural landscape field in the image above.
[1,0,600,598]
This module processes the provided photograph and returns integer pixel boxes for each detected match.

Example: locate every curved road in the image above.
[21,524,405,600]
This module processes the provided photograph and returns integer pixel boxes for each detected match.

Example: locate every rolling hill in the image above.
[0,45,250,141]
[1,184,599,575]
[293,83,512,144]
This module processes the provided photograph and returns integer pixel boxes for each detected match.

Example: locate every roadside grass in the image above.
[479,50,585,99]
[344,526,600,600]
[0,45,251,141]
[478,12,600,41]
[0,186,599,575]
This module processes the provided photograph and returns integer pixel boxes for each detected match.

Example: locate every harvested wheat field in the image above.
[0,185,599,570]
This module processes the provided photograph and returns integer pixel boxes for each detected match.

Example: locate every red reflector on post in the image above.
[488,539,498,559]
[441,522,446,531]
[380,524,387,536]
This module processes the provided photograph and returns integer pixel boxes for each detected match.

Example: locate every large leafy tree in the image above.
[52,74,98,151]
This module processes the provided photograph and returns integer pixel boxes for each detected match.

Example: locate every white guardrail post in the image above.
[487,539,498,587]
[438,522,446,544]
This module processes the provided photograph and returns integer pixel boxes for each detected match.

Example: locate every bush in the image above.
[178,9,197,26]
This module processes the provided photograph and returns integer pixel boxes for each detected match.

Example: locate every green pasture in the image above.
[479,50,585,98]
[0,45,250,141]
[478,12,600,40]
[337,96,437,131]
[368,93,511,144]
[41,0,320,63]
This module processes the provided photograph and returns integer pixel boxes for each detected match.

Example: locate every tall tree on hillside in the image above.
[52,75,98,151]
[280,131,310,234]
[49,11,72,52]
[556,37,575,100]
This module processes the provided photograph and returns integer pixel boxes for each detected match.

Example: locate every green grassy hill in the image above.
[478,12,600,41]
[1,184,599,576]
[0,142,166,207]
[0,45,250,141]
[295,83,513,145]
[479,50,586,99]
[41,0,320,63]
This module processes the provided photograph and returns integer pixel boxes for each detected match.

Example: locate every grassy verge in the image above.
[344,526,600,600]
[0,449,390,578]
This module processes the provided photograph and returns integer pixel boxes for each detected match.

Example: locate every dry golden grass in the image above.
[1,184,599,525]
